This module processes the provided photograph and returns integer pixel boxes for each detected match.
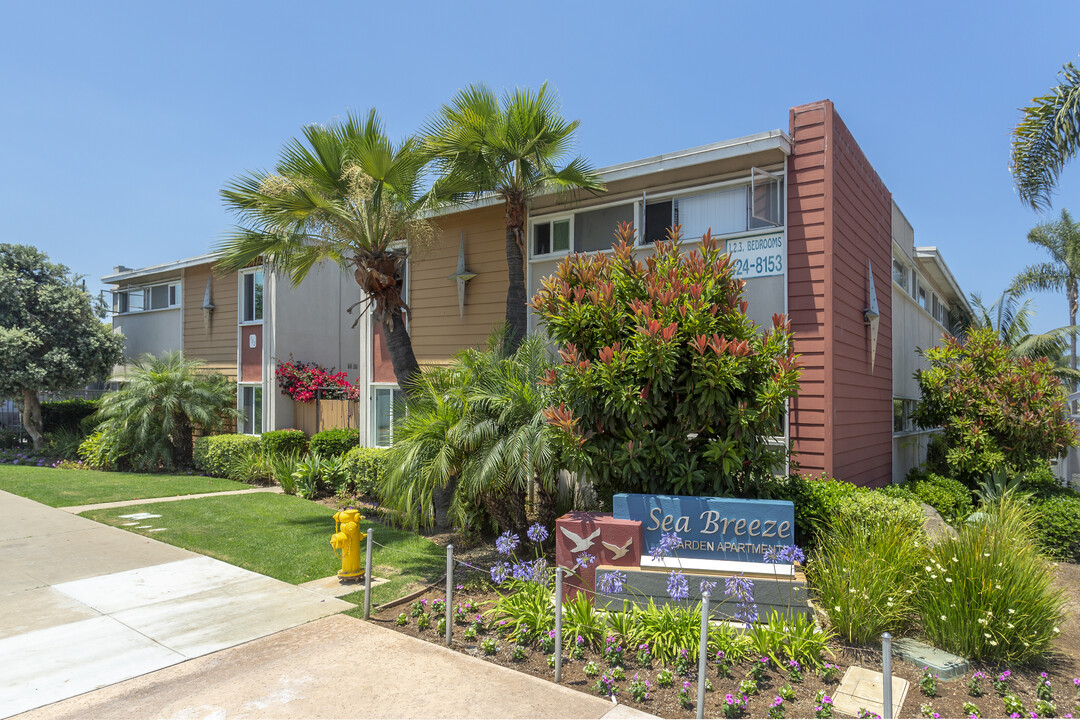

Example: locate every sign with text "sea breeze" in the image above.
[612,493,795,563]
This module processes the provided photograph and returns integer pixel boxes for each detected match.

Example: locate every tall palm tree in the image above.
[1010,208,1080,382]
[1011,60,1080,211]
[425,83,605,349]
[217,110,438,394]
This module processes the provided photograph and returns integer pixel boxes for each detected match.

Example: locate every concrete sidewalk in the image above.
[0,490,352,718]
[17,614,650,720]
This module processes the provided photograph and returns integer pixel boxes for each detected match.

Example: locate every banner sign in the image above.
[612,492,795,563]
[724,232,784,279]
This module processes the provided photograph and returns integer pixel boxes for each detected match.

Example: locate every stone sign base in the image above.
[591,564,811,621]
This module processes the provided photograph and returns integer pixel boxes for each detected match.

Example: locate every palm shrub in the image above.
[914,327,1077,487]
[94,352,239,471]
[807,516,926,645]
[379,329,578,532]
[531,224,801,500]
[917,495,1064,663]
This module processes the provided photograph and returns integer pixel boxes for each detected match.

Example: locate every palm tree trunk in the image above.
[1070,279,1078,413]
[384,312,421,399]
[504,195,528,351]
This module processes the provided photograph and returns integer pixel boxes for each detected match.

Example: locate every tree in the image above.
[93,352,239,471]
[0,245,123,450]
[378,329,576,533]
[531,225,801,502]
[1011,60,1080,211]
[913,327,1077,486]
[1009,208,1080,383]
[425,83,605,349]
[968,289,1080,386]
[217,110,438,394]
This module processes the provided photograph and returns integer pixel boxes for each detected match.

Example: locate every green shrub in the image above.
[485,579,554,643]
[267,450,301,495]
[807,516,926,645]
[41,398,99,433]
[342,446,387,495]
[260,429,308,456]
[78,430,127,470]
[1032,493,1080,561]
[904,474,974,525]
[917,496,1064,664]
[309,428,359,457]
[46,427,88,460]
[193,434,261,478]
[832,489,924,537]
[226,445,273,484]
[768,474,858,548]
[1020,461,1067,498]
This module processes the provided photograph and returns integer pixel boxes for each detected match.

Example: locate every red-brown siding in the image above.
[239,324,262,382]
[788,100,893,487]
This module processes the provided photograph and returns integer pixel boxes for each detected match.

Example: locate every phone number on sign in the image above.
[732,254,783,277]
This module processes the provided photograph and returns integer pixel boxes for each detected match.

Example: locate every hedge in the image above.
[342,446,388,495]
[897,470,974,525]
[41,398,99,433]
[1033,493,1080,561]
[260,429,308,456]
[194,434,261,477]
[309,428,359,457]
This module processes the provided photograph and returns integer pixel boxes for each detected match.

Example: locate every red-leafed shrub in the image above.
[274,359,359,403]
[913,326,1078,486]
[530,223,801,500]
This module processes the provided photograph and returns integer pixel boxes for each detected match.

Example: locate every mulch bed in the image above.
[371,564,1080,719]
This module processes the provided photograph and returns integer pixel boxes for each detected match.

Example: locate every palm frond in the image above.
[1012,61,1080,211]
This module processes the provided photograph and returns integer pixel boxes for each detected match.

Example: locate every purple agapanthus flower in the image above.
[575,552,595,569]
[495,531,519,556]
[526,523,549,543]
[490,561,511,584]
[667,570,689,601]
[598,570,627,595]
[700,579,717,595]
[650,531,682,561]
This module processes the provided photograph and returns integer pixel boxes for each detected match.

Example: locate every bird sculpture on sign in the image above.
[559,526,600,553]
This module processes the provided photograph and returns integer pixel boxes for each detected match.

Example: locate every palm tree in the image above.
[968,290,1080,385]
[1011,60,1080,211]
[217,110,438,393]
[95,351,238,470]
[425,83,605,349]
[1010,209,1080,382]
[378,328,578,533]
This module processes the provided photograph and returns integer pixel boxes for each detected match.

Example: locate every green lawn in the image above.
[81,493,445,606]
[0,465,252,507]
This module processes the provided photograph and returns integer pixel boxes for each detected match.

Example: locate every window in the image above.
[574,203,634,252]
[892,259,909,293]
[533,218,570,256]
[644,200,673,244]
[113,283,179,314]
[373,386,404,447]
[239,385,262,435]
[241,269,263,323]
[932,295,948,325]
[918,285,929,312]
[749,169,783,229]
[893,398,918,433]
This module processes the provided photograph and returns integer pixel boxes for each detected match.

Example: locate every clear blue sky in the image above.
[4,1,1079,332]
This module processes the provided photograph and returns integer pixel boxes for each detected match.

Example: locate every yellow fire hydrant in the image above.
[330,508,366,580]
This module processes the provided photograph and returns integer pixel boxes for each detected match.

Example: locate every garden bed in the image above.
[371,566,1080,719]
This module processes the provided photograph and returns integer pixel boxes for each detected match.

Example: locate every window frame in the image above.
[238,383,263,436]
[530,214,574,259]
[239,268,264,325]
[113,282,181,315]
[371,384,404,448]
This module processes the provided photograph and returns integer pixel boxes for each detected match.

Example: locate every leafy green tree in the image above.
[0,244,123,450]
[531,225,801,501]
[379,329,577,532]
[93,351,239,471]
[218,110,438,393]
[425,83,605,349]
[1011,60,1080,211]
[1009,208,1080,382]
[913,326,1077,486]
[968,290,1080,385]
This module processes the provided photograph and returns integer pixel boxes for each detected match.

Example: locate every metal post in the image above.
[881,632,893,719]
[363,527,373,620]
[554,567,564,683]
[697,591,711,719]
[445,544,454,647]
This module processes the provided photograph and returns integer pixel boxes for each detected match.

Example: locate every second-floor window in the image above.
[114,283,180,314]
[241,269,263,324]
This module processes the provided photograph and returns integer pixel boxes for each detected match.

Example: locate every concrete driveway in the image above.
[0,490,352,718]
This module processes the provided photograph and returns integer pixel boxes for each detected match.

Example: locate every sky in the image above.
[3,1,1080,332]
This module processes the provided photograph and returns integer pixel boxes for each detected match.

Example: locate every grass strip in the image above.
[80,492,444,605]
[0,465,251,507]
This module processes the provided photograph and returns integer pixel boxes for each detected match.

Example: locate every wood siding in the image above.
[828,109,893,487]
[183,264,239,380]
[409,205,509,363]
[787,103,831,477]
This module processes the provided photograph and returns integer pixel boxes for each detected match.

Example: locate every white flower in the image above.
[931,574,938,579]
[989,640,998,646]
[1007,623,1014,629]
[834,606,841,612]
[983,552,990,557]
[977,618,987,625]
[984,632,991,638]
[951,556,958,562]
[1054,627,1061,634]
[924,566,932,572]
[1008,609,1015,614]
[945,577,953,583]
[940,615,947,621]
